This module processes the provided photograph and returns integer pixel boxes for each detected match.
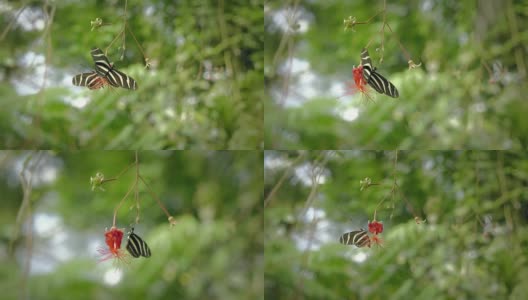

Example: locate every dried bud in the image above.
[90,18,103,31]
[359,177,372,191]
[90,172,105,191]
[343,16,357,32]
[144,57,151,69]
[168,216,177,227]
[408,60,422,70]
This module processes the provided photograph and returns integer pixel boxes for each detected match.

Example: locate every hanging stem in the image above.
[134,151,141,223]
[112,180,137,227]
[99,162,134,185]
[139,175,172,218]
[112,152,139,227]
[110,151,174,227]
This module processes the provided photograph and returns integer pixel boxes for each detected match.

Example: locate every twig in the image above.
[139,175,172,219]
[0,4,27,41]
[112,176,137,227]
[264,151,305,207]
[15,151,44,300]
[112,152,139,228]
[134,151,140,223]
[272,0,301,107]
[217,0,241,104]
[300,151,331,218]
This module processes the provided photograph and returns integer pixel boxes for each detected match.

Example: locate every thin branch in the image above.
[112,162,135,180]
[372,150,397,220]
[496,152,515,231]
[272,0,301,68]
[264,151,305,207]
[293,152,331,300]
[127,25,147,59]
[301,151,330,217]
[134,151,140,224]
[106,30,125,55]
[217,0,241,104]
[272,0,301,107]
[346,0,420,67]
[15,151,44,300]
[0,4,27,41]
[112,178,135,227]
[505,0,526,77]
[139,175,172,219]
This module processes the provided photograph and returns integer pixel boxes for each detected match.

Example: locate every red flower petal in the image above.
[98,227,130,266]
[104,227,124,253]
[345,66,371,98]
[368,220,383,234]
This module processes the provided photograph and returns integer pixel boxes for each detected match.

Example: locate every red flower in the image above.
[345,66,372,100]
[97,227,130,265]
[104,227,124,251]
[368,220,383,234]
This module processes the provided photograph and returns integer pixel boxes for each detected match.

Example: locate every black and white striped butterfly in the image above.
[72,72,108,90]
[339,228,371,248]
[360,48,399,98]
[90,48,137,90]
[126,227,151,258]
[72,48,137,90]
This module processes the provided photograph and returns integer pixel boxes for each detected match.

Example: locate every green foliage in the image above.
[0,151,262,300]
[265,0,528,149]
[0,1,263,149]
[265,151,528,299]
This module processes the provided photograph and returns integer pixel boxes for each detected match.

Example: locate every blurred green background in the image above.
[0,0,263,149]
[0,151,263,300]
[265,150,528,299]
[265,0,527,149]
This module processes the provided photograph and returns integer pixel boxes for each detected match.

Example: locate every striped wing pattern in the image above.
[90,48,113,77]
[105,68,138,90]
[360,48,399,98]
[339,229,371,248]
[126,228,151,258]
[72,72,109,90]
[90,48,137,90]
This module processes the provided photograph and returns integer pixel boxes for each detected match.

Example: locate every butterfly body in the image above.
[126,227,151,258]
[360,48,399,98]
